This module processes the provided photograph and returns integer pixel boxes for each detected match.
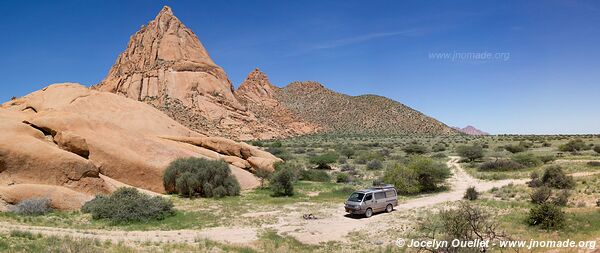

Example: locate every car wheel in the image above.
[386,204,393,213]
[365,208,373,218]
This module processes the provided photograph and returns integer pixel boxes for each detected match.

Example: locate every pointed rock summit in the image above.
[236,68,277,101]
[94,6,281,140]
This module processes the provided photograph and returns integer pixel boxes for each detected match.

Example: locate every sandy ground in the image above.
[3,157,599,246]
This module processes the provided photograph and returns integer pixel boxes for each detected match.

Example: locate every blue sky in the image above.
[1,0,599,134]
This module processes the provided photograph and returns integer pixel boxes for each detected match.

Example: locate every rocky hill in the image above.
[93,6,309,140]
[274,81,457,135]
[95,6,457,138]
[453,125,489,135]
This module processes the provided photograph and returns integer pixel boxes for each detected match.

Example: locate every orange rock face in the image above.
[0,84,281,210]
[93,6,318,140]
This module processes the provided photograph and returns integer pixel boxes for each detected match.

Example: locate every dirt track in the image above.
[2,157,598,246]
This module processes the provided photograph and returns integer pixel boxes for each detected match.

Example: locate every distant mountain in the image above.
[452,125,489,135]
[96,6,458,139]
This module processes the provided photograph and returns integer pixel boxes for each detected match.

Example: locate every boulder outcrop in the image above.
[0,84,281,210]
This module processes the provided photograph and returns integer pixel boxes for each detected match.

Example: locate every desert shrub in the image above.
[559,139,587,152]
[527,203,565,230]
[587,161,600,167]
[552,190,570,206]
[384,156,450,194]
[504,144,526,153]
[337,157,347,164]
[464,187,479,201]
[266,147,292,161]
[594,145,600,154]
[456,145,484,162]
[542,142,552,147]
[403,143,428,155]
[530,186,551,204]
[430,152,447,159]
[479,159,525,171]
[270,166,296,196]
[596,199,600,207]
[81,188,174,223]
[340,148,355,159]
[308,152,338,170]
[366,159,383,170]
[528,171,543,187]
[379,148,391,157]
[432,143,447,152]
[355,151,384,163]
[417,202,509,252]
[336,173,351,183]
[541,165,575,189]
[299,169,330,182]
[255,167,273,188]
[13,198,52,216]
[512,153,542,167]
[372,178,385,186]
[270,141,283,148]
[163,157,240,198]
[538,155,556,164]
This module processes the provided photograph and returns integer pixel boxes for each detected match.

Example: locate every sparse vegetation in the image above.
[456,144,484,162]
[163,157,240,198]
[81,187,174,224]
[384,156,450,194]
[13,198,52,216]
[479,159,525,171]
[366,159,383,170]
[464,187,479,200]
[403,143,428,155]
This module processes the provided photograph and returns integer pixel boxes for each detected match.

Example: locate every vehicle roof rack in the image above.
[369,184,395,190]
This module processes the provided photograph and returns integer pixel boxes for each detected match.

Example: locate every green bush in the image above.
[538,155,556,164]
[81,188,174,223]
[504,144,526,153]
[541,165,575,189]
[432,143,447,152]
[308,152,338,169]
[13,198,52,216]
[593,145,600,154]
[512,153,542,167]
[552,190,570,206]
[336,173,351,183]
[163,157,240,198]
[384,156,450,194]
[299,169,331,182]
[456,145,484,162]
[530,186,551,204]
[559,139,588,152]
[527,203,565,230]
[270,166,296,196]
[403,143,428,155]
[464,187,479,201]
[366,159,383,170]
[479,159,525,171]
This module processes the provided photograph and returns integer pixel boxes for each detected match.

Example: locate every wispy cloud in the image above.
[287,28,425,56]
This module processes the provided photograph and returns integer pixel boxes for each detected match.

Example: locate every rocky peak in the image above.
[453,125,489,135]
[236,68,278,100]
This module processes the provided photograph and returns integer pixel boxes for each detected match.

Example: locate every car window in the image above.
[364,194,373,201]
[375,192,386,199]
[347,192,365,202]
[385,190,397,198]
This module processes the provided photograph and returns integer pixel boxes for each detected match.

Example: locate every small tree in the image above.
[255,167,272,188]
[530,186,551,204]
[309,152,338,170]
[542,165,575,189]
[528,203,565,230]
[366,159,383,170]
[464,187,479,201]
[270,166,296,196]
[340,148,355,159]
[559,139,587,152]
[403,143,428,155]
[456,145,484,162]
